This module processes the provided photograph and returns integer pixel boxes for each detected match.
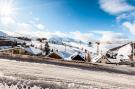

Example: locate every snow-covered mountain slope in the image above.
[48,36,85,45]
[0,31,7,37]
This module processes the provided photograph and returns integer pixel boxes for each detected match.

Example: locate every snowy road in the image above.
[0,58,135,89]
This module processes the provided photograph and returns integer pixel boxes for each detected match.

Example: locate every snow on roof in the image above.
[99,43,123,51]
[49,43,77,58]
[58,51,72,59]
[108,58,120,63]
[30,41,42,48]
[64,41,97,53]
[92,54,120,63]
[104,42,131,51]
[24,47,42,55]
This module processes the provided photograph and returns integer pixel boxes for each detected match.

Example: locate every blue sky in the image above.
[16,0,116,31]
[0,0,135,42]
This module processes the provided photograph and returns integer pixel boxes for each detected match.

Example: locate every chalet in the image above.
[47,52,63,59]
[70,53,85,61]
[106,42,135,62]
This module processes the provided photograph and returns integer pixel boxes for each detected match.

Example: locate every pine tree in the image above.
[88,42,92,47]
[44,42,50,55]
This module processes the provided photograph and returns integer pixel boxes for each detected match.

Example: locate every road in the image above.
[0,58,135,89]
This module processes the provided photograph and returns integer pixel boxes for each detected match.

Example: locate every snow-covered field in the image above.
[0,58,135,89]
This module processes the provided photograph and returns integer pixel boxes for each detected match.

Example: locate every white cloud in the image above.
[123,21,135,35]
[31,31,47,38]
[4,22,35,37]
[0,17,17,32]
[1,17,16,25]
[31,31,66,38]
[31,31,94,42]
[0,17,129,43]
[101,32,126,42]
[35,24,45,30]
[92,31,128,43]
[99,0,135,37]
[99,0,135,15]
[0,16,48,36]
[4,29,94,42]
[14,22,47,37]
[70,31,94,42]
[116,12,135,22]
[17,22,32,33]
[34,17,40,21]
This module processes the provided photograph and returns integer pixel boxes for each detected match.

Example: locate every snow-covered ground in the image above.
[0,59,135,89]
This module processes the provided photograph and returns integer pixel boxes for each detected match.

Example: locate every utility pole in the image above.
[96,42,100,55]
[64,43,66,52]
[133,42,135,61]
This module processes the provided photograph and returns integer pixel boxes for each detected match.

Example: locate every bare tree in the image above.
[85,51,91,62]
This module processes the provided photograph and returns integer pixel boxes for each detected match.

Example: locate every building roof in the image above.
[47,52,63,59]
[24,47,42,55]
[69,52,85,61]
[108,42,131,51]
[92,54,120,63]
[107,58,120,63]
